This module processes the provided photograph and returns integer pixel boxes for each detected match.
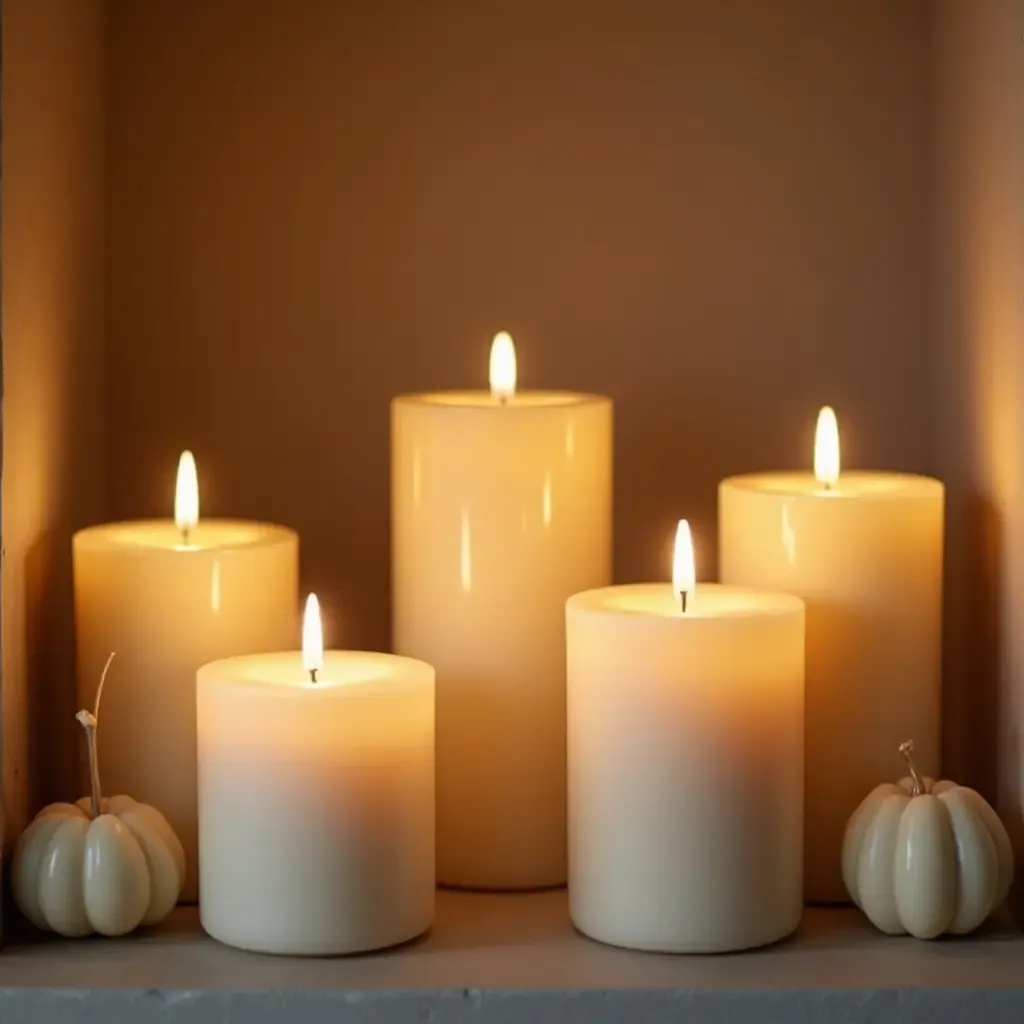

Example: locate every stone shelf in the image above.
[0,891,1023,1022]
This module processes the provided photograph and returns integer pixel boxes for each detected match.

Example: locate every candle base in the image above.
[200,916,432,958]
[570,909,801,955]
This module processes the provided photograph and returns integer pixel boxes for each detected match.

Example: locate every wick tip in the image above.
[309,668,318,684]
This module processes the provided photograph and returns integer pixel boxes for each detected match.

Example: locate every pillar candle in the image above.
[719,408,944,903]
[392,333,612,889]
[566,522,805,952]
[197,596,435,956]
[73,452,298,901]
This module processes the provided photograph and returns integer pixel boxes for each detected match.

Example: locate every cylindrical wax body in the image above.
[567,582,805,952]
[392,390,612,889]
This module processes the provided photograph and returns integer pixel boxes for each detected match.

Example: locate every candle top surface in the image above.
[394,390,608,410]
[568,582,803,621]
[721,470,942,500]
[74,519,296,553]
[198,650,433,693]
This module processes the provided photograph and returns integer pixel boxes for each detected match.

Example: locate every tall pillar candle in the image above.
[392,333,612,888]
[719,408,944,903]
[567,521,805,952]
[198,596,434,956]
[73,452,298,901]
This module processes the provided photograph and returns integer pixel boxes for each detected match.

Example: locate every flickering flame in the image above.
[174,451,199,534]
[672,519,695,605]
[302,593,324,677]
[814,406,840,488]
[489,331,517,400]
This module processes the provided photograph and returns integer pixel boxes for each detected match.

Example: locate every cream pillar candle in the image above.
[73,452,298,901]
[719,408,944,903]
[197,596,435,956]
[567,522,805,953]
[392,333,612,889]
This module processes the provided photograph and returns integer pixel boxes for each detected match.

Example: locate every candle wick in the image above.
[309,668,318,684]
[499,394,508,407]
[679,590,688,614]
[822,481,833,493]
[181,526,190,546]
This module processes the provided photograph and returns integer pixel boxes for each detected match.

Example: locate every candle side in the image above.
[567,582,805,952]
[393,390,612,889]
[719,472,943,903]
[73,521,299,902]
[197,651,434,955]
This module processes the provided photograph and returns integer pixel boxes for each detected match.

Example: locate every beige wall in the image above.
[106,0,934,654]
[2,0,107,834]
[932,0,1024,902]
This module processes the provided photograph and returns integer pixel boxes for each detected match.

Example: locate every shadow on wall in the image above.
[962,494,1002,802]
[957,495,1024,925]
[942,490,1007,824]
[24,531,80,812]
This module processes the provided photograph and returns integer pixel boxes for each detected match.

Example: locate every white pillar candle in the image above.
[392,333,612,889]
[567,522,805,953]
[73,452,298,901]
[719,408,944,903]
[197,596,435,956]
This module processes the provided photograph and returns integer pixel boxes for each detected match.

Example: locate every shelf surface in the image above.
[1,891,1023,1023]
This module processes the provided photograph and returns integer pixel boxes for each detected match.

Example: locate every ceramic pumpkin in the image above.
[12,654,185,937]
[842,741,1013,939]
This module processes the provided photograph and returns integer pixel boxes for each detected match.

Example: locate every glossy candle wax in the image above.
[73,519,298,901]
[197,650,434,956]
[566,582,805,953]
[719,471,944,903]
[392,390,612,890]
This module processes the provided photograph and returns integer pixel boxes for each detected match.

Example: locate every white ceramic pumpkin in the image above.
[12,654,185,937]
[842,741,1013,939]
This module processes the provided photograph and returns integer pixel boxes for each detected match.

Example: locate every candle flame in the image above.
[489,331,517,400]
[672,519,695,605]
[814,406,840,487]
[302,593,324,677]
[174,451,199,533]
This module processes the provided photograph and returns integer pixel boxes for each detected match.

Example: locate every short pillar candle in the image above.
[566,523,805,953]
[197,596,435,956]
[73,452,298,901]
[719,408,944,903]
[392,333,612,889]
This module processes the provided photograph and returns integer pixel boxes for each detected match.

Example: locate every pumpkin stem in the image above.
[899,739,925,797]
[75,652,115,820]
